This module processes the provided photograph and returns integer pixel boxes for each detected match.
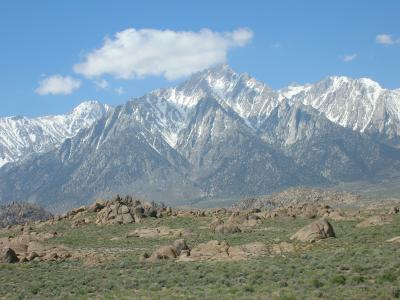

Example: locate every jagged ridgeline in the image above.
[1,65,400,210]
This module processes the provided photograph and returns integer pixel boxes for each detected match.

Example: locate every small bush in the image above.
[244,285,255,293]
[351,275,365,284]
[392,287,400,299]
[379,271,397,283]
[311,278,323,288]
[331,275,346,285]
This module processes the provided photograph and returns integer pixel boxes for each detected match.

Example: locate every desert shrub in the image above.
[392,287,400,299]
[351,275,365,284]
[331,274,346,285]
[379,271,397,283]
[311,278,323,288]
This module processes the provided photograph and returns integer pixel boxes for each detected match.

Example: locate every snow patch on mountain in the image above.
[2,64,400,168]
[0,101,112,167]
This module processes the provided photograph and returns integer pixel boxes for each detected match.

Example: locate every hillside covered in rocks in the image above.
[231,187,362,211]
[1,194,400,299]
[0,202,52,228]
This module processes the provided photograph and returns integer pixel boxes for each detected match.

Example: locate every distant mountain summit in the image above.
[1,65,400,210]
[0,101,112,167]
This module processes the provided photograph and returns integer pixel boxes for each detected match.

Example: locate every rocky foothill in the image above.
[0,193,399,266]
[0,202,53,228]
[231,187,362,211]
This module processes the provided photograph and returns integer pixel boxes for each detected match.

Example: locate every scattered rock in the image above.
[148,239,190,261]
[209,217,224,231]
[327,210,347,221]
[87,200,106,213]
[291,218,335,243]
[181,240,230,261]
[176,240,295,262]
[72,218,91,228]
[228,242,269,260]
[388,207,399,215]
[0,202,53,228]
[27,251,39,261]
[231,187,361,211]
[356,215,394,228]
[214,223,242,234]
[210,212,261,234]
[386,236,400,243]
[95,195,166,225]
[126,226,192,238]
[1,247,19,263]
[173,239,189,256]
[271,242,295,254]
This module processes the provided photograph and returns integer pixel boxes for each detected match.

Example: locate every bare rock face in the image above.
[386,236,400,243]
[177,240,295,262]
[271,242,296,254]
[87,200,106,213]
[227,242,270,260]
[210,212,261,234]
[149,245,178,260]
[0,229,73,263]
[95,195,166,225]
[388,207,399,215]
[232,187,362,211]
[126,226,192,238]
[147,239,190,261]
[173,239,189,256]
[72,218,91,228]
[265,203,335,220]
[290,219,336,243]
[227,212,262,227]
[1,247,19,263]
[356,215,394,228]
[184,240,230,261]
[209,217,224,231]
[214,223,242,234]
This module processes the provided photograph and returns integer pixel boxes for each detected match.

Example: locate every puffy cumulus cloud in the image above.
[73,28,253,81]
[376,34,397,45]
[36,75,81,95]
[343,53,357,62]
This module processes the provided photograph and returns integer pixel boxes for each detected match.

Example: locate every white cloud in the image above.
[73,28,253,81]
[115,87,124,95]
[35,75,81,95]
[376,34,397,45]
[343,53,357,62]
[94,79,109,89]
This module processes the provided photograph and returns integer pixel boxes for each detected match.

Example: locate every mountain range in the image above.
[0,101,112,167]
[1,64,400,211]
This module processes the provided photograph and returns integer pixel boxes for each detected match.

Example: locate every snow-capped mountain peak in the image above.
[2,65,400,170]
[0,101,112,167]
[133,66,400,144]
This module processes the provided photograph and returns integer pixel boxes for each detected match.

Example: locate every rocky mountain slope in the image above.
[1,65,400,210]
[0,101,112,167]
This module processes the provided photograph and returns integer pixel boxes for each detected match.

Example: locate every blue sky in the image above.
[0,0,399,117]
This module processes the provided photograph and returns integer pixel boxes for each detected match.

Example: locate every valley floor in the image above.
[1,207,400,299]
